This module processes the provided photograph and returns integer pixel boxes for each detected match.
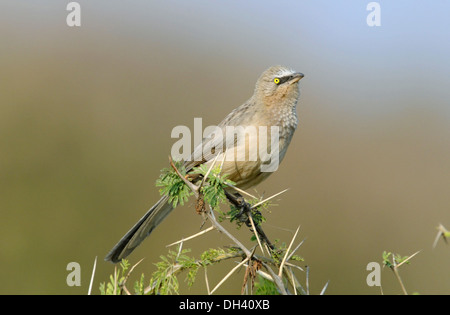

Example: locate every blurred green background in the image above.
[1,1,450,294]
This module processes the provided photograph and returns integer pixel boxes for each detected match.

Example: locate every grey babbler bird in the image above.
[105,65,304,263]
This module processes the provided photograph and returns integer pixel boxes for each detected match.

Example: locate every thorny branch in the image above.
[161,156,309,295]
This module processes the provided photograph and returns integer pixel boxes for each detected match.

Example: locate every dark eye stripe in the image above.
[275,76,291,85]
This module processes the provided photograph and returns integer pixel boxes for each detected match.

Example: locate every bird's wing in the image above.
[183,100,256,173]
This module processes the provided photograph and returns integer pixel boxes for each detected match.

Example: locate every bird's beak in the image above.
[289,72,305,84]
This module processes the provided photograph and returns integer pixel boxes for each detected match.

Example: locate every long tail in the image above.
[104,195,174,263]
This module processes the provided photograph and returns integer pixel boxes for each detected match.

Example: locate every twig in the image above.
[120,258,145,295]
[143,248,244,294]
[87,256,97,295]
[175,242,184,260]
[204,267,211,295]
[201,153,221,188]
[287,267,307,295]
[224,190,274,250]
[306,266,310,295]
[387,250,420,295]
[225,183,257,200]
[285,261,304,272]
[279,265,305,295]
[392,267,407,295]
[278,226,300,277]
[284,239,305,262]
[320,281,330,295]
[261,262,288,295]
[122,282,132,295]
[206,206,251,257]
[391,250,420,295]
[248,214,265,255]
[288,267,297,295]
[166,226,215,247]
[210,256,251,295]
[167,155,302,296]
[113,266,117,295]
[433,223,449,248]
[169,155,199,197]
[251,188,289,210]
[396,250,420,268]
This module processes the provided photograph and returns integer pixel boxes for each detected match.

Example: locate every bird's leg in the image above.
[224,191,275,251]
[224,191,251,223]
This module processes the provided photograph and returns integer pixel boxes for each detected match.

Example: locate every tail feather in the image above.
[105,195,174,263]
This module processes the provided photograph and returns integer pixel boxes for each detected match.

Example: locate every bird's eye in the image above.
[274,78,280,85]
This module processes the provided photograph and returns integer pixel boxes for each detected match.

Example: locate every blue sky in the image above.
[2,0,450,117]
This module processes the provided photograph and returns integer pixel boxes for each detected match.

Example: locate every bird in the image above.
[105,65,305,263]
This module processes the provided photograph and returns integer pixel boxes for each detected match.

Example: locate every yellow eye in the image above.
[274,78,280,84]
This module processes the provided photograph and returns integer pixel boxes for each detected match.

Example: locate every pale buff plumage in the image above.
[105,66,304,263]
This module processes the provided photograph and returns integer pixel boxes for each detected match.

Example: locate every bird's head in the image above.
[254,65,304,106]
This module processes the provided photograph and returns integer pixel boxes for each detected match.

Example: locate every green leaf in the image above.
[254,275,280,295]
[156,162,193,208]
